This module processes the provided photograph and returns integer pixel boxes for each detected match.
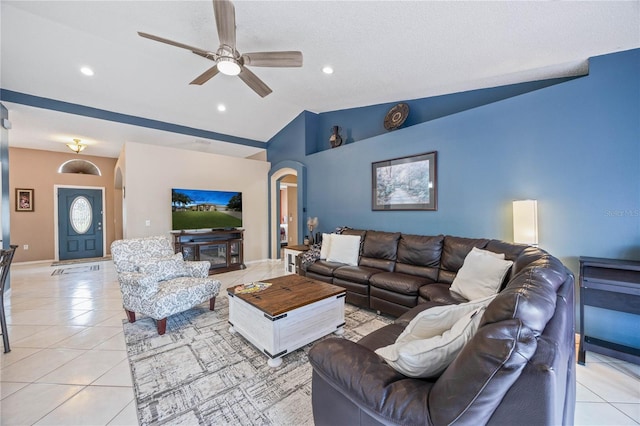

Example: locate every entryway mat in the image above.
[51,265,99,276]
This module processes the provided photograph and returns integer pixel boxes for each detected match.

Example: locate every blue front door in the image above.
[58,188,104,260]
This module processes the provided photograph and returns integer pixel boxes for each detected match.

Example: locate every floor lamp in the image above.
[513,200,538,247]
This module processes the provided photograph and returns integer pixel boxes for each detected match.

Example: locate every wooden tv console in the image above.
[171,229,245,275]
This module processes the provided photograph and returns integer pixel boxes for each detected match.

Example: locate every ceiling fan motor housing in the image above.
[216,45,241,75]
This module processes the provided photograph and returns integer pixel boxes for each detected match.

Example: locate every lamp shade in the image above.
[513,200,538,246]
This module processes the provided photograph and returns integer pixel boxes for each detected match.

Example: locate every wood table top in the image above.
[227,274,346,316]
[285,244,311,252]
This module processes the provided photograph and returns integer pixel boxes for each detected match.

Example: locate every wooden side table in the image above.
[283,245,310,275]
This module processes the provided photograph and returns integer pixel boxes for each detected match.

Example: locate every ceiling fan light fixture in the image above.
[66,138,87,154]
[217,57,241,76]
[80,66,94,76]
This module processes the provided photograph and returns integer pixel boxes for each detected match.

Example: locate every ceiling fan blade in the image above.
[242,51,303,67]
[238,66,272,98]
[213,0,236,49]
[138,32,212,57]
[190,65,220,85]
[192,51,216,61]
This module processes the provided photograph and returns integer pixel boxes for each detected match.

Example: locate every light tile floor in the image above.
[1,259,639,425]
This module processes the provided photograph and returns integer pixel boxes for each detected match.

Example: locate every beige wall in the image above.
[9,148,118,263]
[287,185,298,244]
[120,143,270,262]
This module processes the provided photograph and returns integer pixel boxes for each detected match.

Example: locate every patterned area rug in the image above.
[51,264,99,275]
[123,296,393,425]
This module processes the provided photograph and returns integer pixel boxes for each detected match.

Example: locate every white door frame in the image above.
[270,168,297,259]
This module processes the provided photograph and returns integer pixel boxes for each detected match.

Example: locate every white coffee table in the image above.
[228,274,346,367]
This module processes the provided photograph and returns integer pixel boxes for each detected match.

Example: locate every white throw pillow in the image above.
[320,233,332,260]
[326,234,361,266]
[450,247,513,301]
[375,295,496,378]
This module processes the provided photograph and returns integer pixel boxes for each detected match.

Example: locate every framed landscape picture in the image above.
[16,188,34,212]
[372,151,437,211]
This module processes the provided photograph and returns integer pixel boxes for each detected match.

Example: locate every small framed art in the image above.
[16,188,34,212]
[372,151,437,211]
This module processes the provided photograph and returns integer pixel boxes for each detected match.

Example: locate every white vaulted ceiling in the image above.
[1,1,639,158]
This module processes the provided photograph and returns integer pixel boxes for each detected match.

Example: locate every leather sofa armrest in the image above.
[309,338,433,424]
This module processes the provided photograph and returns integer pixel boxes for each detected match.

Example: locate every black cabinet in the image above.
[578,256,640,365]
[171,229,245,274]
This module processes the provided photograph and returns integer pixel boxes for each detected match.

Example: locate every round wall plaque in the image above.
[383,103,409,131]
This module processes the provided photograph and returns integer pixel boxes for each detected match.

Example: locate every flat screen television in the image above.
[171,188,242,231]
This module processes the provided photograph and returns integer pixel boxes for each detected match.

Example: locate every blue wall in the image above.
[310,76,576,155]
[267,49,640,274]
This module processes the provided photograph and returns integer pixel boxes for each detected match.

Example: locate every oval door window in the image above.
[70,196,92,234]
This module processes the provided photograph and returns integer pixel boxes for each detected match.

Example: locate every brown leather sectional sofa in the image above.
[303,229,576,425]
[305,230,528,317]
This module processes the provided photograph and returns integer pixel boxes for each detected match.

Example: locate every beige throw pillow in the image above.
[326,234,361,266]
[450,247,513,301]
[320,233,332,259]
[375,295,496,378]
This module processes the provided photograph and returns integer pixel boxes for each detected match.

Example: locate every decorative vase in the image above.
[329,126,343,148]
[306,216,318,246]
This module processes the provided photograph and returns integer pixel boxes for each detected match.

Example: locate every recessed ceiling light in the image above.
[322,66,334,75]
[80,66,94,76]
[217,104,227,112]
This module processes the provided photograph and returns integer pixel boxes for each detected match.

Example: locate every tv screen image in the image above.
[171,188,242,231]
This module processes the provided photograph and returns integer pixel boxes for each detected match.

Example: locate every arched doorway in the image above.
[268,161,306,259]
[278,174,298,254]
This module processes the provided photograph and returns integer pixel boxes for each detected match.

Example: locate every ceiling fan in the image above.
[138,0,303,97]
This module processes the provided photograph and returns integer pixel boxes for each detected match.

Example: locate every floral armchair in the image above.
[111,235,221,335]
